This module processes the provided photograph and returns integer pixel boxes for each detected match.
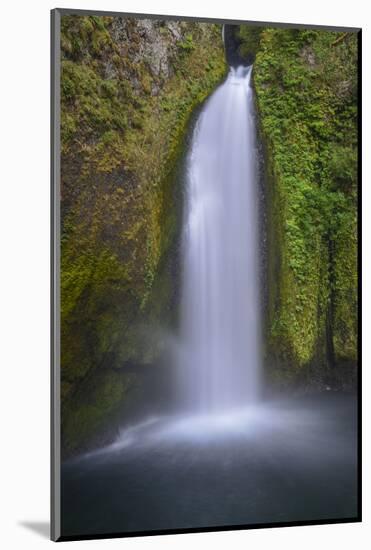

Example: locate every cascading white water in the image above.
[180,65,261,412]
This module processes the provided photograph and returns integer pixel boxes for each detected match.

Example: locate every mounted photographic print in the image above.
[51,8,361,542]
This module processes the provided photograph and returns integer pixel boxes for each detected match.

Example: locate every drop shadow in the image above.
[19,521,49,539]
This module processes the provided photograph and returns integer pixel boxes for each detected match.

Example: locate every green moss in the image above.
[237,26,264,58]
[62,370,135,454]
[60,15,226,453]
[178,33,196,52]
[246,27,358,382]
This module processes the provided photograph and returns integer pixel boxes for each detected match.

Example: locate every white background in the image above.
[0,0,368,547]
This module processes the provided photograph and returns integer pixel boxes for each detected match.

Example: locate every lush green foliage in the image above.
[244,28,358,383]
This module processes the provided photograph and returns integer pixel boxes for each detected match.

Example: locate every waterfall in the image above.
[179,65,261,412]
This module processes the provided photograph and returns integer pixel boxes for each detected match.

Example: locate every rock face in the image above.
[240,27,358,388]
[59,17,357,455]
[60,14,226,456]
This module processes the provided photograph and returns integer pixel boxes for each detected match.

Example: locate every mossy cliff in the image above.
[238,27,358,387]
[60,15,226,455]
